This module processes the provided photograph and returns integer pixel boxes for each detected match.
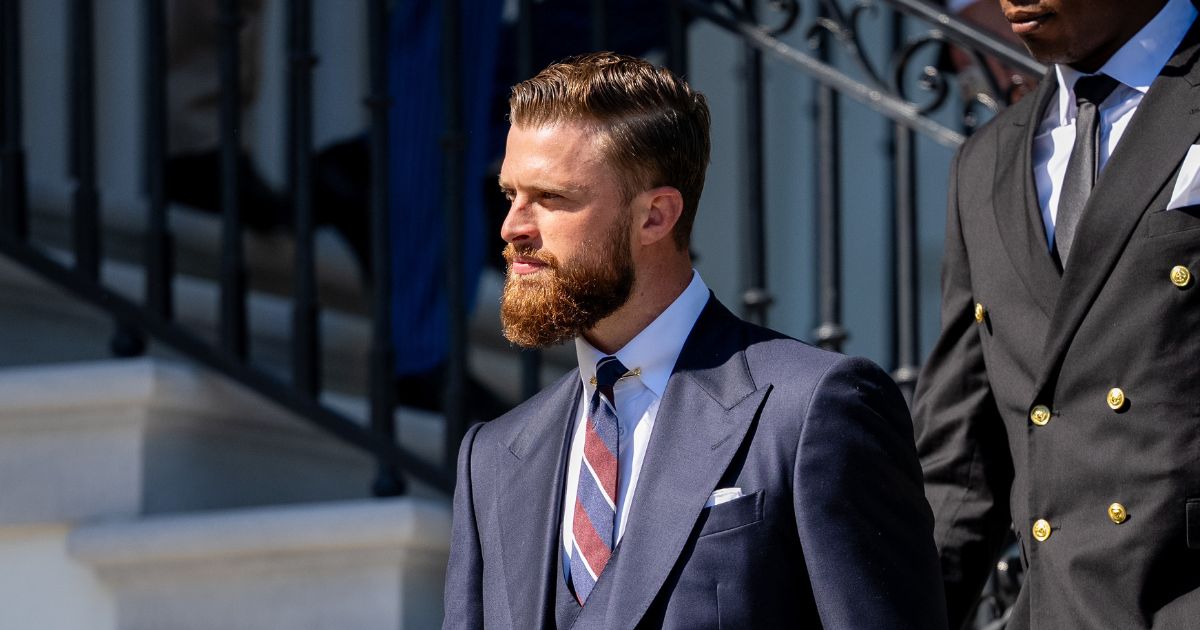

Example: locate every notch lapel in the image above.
[496,374,582,630]
[1036,21,1200,393]
[570,298,770,630]
[992,69,1062,319]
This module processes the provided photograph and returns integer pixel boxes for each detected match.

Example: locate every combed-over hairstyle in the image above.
[509,52,711,250]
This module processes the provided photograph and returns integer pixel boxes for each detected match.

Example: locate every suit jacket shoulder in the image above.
[472,367,581,454]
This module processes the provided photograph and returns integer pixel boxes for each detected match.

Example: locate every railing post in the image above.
[515,0,542,401]
[590,0,606,50]
[111,321,148,358]
[890,14,919,400]
[69,0,100,281]
[287,0,319,396]
[666,0,689,76]
[367,0,403,497]
[0,0,28,242]
[812,81,845,351]
[441,0,469,481]
[218,0,248,359]
[891,124,919,398]
[740,0,771,326]
[143,0,173,320]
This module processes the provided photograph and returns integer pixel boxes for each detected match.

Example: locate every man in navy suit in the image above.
[443,52,947,630]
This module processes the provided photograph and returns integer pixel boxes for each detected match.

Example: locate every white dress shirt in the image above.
[1033,0,1196,248]
[560,271,710,581]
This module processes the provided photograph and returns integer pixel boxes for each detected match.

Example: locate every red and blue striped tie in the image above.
[570,355,627,604]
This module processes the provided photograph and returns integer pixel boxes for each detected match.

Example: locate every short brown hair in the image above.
[509,52,711,250]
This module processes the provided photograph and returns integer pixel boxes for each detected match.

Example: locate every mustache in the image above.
[502,242,560,269]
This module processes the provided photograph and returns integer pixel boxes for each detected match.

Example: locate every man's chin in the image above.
[499,318,578,349]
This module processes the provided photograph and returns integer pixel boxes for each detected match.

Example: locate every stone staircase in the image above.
[0,356,450,630]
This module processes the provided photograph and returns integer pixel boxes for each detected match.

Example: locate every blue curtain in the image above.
[387,0,502,375]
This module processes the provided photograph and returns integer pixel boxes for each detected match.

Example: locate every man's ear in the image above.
[636,186,684,247]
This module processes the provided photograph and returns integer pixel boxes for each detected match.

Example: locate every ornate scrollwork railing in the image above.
[686,0,1046,144]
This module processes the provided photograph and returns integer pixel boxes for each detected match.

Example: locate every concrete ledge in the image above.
[0,524,115,630]
[0,361,149,524]
[69,497,450,567]
[69,498,450,630]
[0,358,377,523]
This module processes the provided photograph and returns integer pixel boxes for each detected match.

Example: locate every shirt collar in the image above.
[575,270,710,398]
[1054,0,1196,122]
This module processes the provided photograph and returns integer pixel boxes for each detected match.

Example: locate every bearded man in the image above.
[442,52,947,630]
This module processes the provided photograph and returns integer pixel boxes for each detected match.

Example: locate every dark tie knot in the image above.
[595,356,628,391]
[1073,74,1120,108]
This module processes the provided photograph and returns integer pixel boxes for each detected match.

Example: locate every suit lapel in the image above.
[1036,20,1200,393]
[992,69,1062,319]
[571,298,770,629]
[496,372,582,630]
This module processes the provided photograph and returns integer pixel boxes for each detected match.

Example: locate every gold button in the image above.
[1108,503,1128,524]
[1171,265,1192,288]
[974,302,986,323]
[1107,388,1126,410]
[1032,518,1052,542]
[1030,404,1051,426]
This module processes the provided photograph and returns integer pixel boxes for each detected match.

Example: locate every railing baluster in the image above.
[287,0,319,395]
[0,0,28,241]
[891,12,919,399]
[218,0,247,358]
[892,123,919,399]
[143,0,172,320]
[812,0,847,351]
[70,0,100,281]
[516,0,541,401]
[442,0,468,479]
[517,0,533,76]
[666,0,689,76]
[741,1,770,326]
[813,83,845,351]
[367,0,402,496]
[590,0,606,50]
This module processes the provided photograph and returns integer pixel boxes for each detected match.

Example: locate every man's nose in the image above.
[500,199,538,244]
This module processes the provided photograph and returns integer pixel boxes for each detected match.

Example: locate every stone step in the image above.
[0,357,390,525]
[0,498,450,630]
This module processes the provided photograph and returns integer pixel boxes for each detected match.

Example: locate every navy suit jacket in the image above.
[444,296,947,629]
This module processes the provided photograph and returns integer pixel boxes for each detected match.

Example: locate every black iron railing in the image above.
[0,0,1039,500]
[683,0,1043,396]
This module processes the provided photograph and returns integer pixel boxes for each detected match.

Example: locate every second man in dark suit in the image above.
[914,0,1200,628]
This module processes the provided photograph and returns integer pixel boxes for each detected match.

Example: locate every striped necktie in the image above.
[570,355,627,604]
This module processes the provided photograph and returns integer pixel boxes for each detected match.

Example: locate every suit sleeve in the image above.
[911,146,1014,629]
[795,356,948,630]
[443,422,486,630]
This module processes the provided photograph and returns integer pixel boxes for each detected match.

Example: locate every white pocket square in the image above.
[704,487,744,508]
[1167,144,1200,211]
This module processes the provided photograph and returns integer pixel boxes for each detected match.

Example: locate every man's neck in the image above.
[583,261,693,355]
[1067,0,1170,74]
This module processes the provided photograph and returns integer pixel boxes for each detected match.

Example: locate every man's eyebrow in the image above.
[497,178,585,196]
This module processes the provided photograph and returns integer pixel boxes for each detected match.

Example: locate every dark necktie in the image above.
[570,355,627,604]
[1054,74,1120,266]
